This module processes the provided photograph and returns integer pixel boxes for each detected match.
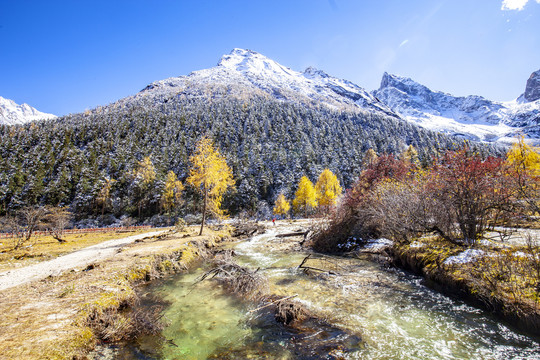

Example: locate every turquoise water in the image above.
[126,227,540,359]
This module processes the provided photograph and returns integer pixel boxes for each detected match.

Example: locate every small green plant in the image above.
[175,218,187,232]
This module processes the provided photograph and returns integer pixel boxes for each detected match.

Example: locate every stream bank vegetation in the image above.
[0,225,232,359]
[310,139,540,334]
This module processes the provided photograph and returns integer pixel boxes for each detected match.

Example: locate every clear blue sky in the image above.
[1,0,539,116]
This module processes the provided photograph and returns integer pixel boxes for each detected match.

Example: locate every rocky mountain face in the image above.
[373,72,540,143]
[523,69,540,103]
[0,96,56,125]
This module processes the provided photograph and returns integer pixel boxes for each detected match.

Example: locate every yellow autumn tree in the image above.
[132,156,156,218]
[161,171,185,217]
[96,177,116,216]
[292,176,317,216]
[401,145,419,165]
[273,193,290,218]
[507,136,540,214]
[362,148,378,168]
[315,169,342,212]
[187,137,235,235]
[507,136,540,175]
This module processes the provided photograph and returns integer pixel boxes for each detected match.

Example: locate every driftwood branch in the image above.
[297,254,343,275]
[248,295,298,313]
[297,254,312,269]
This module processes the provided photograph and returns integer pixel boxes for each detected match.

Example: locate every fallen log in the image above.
[276,230,310,238]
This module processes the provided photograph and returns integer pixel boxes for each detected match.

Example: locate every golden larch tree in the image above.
[292,176,317,216]
[315,169,342,211]
[362,148,378,168]
[161,170,185,217]
[96,177,116,216]
[131,156,156,218]
[507,136,540,175]
[401,145,419,165]
[506,136,540,214]
[187,137,235,235]
[273,193,290,218]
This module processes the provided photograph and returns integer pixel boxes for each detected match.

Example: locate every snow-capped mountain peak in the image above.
[373,72,540,143]
[217,48,298,78]
[135,48,539,144]
[0,96,56,125]
[139,48,397,117]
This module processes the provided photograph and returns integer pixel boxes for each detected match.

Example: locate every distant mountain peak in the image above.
[523,69,540,103]
[138,48,397,118]
[373,72,540,144]
[379,72,435,97]
[302,66,330,79]
[217,48,296,78]
[0,96,56,125]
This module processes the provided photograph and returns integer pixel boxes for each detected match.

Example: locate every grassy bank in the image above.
[388,236,540,337]
[0,225,232,360]
[0,228,162,273]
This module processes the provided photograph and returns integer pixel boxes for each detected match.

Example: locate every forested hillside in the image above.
[0,89,504,222]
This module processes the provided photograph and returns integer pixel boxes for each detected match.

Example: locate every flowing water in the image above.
[125,225,540,359]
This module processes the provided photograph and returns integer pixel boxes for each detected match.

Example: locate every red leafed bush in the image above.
[311,148,523,252]
[311,154,413,252]
[425,149,517,245]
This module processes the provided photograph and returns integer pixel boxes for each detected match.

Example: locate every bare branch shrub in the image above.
[44,206,72,243]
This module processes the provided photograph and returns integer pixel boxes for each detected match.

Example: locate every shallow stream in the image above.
[124,225,540,359]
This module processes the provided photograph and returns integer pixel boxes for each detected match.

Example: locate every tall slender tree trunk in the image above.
[199,187,208,236]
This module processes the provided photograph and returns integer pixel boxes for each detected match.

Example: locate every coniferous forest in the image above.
[0,93,503,222]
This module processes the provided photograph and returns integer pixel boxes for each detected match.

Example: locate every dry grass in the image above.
[0,226,230,360]
[0,229,164,272]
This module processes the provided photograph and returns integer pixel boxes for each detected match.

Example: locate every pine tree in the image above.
[187,137,235,235]
[292,176,317,216]
[273,193,290,218]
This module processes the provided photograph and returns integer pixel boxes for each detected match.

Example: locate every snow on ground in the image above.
[364,238,394,250]
[443,249,485,265]
[403,114,519,144]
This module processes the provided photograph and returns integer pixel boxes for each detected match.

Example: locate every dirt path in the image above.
[0,230,168,291]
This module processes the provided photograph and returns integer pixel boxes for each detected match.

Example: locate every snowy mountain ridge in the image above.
[137,48,397,118]
[136,49,538,144]
[0,96,56,125]
[373,72,540,143]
